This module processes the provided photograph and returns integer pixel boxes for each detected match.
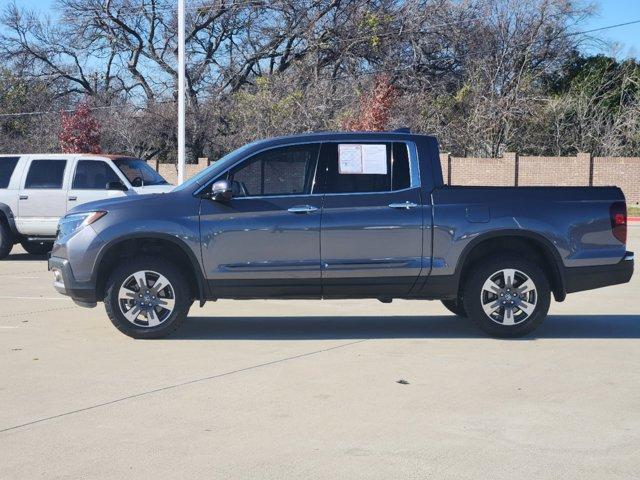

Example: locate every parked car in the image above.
[48,132,634,338]
[0,154,172,257]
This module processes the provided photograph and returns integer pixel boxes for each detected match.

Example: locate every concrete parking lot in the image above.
[1,228,639,479]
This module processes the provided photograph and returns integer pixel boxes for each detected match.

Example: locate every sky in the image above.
[3,0,640,58]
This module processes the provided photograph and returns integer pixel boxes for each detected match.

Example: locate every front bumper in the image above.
[48,256,97,308]
[564,251,634,294]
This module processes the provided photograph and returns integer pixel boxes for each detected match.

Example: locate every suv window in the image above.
[0,156,19,189]
[72,160,121,190]
[113,157,168,186]
[318,142,411,194]
[24,160,67,189]
[227,144,320,197]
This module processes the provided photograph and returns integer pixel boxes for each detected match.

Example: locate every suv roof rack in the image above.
[392,127,411,133]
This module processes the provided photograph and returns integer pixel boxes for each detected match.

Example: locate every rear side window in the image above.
[227,144,320,197]
[24,160,67,189]
[317,142,412,194]
[72,161,121,190]
[0,157,19,189]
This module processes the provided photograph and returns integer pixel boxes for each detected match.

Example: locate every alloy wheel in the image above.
[118,270,176,327]
[480,268,537,326]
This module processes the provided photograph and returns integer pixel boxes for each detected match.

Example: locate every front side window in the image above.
[227,144,320,197]
[0,157,19,189]
[24,160,67,189]
[72,161,121,190]
[317,142,412,194]
[112,157,168,186]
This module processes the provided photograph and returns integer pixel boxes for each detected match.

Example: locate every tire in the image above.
[441,299,467,317]
[0,220,13,259]
[21,240,53,256]
[462,254,551,338]
[104,256,192,339]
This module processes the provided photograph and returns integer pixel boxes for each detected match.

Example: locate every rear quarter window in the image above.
[0,157,20,189]
[24,160,67,189]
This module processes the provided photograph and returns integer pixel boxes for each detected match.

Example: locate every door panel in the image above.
[67,160,128,210]
[317,141,425,297]
[17,159,68,236]
[199,143,322,298]
[200,196,322,298]
[321,188,424,296]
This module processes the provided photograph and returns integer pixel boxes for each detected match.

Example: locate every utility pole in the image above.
[177,0,186,184]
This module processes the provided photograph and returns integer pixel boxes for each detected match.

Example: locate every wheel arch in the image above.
[93,233,208,304]
[0,202,18,236]
[455,229,566,302]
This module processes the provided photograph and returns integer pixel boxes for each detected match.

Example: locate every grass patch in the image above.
[629,206,640,217]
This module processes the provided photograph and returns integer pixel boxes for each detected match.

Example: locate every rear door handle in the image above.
[68,196,77,201]
[388,202,419,210]
[288,205,318,214]
[19,195,28,200]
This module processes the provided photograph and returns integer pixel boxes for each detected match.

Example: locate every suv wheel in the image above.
[104,256,192,339]
[462,255,550,338]
[0,220,13,260]
[21,240,53,256]
[441,298,467,317]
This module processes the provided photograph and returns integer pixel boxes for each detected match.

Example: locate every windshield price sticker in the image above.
[338,144,388,175]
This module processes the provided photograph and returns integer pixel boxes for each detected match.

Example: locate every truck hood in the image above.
[131,184,175,194]
[67,191,175,215]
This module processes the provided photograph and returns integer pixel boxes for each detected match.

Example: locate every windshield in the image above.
[113,157,169,186]
[172,142,258,192]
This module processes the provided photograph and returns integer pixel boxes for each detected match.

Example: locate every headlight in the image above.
[57,211,107,239]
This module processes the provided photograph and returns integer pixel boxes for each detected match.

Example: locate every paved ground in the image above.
[1,228,639,479]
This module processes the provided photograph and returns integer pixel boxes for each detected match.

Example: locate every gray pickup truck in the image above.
[48,131,634,339]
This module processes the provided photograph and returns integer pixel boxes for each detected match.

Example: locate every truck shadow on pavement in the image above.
[4,253,48,261]
[174,314,640,340]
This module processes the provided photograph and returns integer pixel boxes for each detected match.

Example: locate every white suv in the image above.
[0,154,172,258]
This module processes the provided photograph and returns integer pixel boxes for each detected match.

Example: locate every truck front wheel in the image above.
[104,256,192,339]
[0,220,14,260]
[462,255,550,338]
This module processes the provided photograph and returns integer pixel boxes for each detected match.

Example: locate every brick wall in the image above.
[155,153,640,204]
[593,157,640,207]
[438,152,640,204]
[146,157,209,185]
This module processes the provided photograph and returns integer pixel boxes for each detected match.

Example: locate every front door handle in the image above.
[288,205,318,214]
[68,196,77,201]
[388,201,419,210]
[19,195,28,200]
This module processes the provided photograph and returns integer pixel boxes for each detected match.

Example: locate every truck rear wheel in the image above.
[462,255,550,338]
[441,299,467,317]
[0,220,13,260]
[104,256,192,339]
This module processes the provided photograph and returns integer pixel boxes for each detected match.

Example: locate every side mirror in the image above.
[209,180,233,202]
[106,181,128,191]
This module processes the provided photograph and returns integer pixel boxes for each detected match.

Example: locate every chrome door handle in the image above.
[388,201,419,210]
[287,205,318,214]
[68,196,77,201]
[19,195,28,200]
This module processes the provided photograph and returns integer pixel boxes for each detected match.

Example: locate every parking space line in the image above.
[0,306,77,319]
[0,296,70,300]
[0,338,369,434]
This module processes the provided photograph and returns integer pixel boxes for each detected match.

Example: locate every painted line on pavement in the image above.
[0,296,70,301]
[0,338,369,434]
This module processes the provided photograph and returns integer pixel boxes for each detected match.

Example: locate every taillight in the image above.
[610,202,627,244]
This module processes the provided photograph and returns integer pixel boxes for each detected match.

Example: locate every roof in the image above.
[0,153,139,160]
